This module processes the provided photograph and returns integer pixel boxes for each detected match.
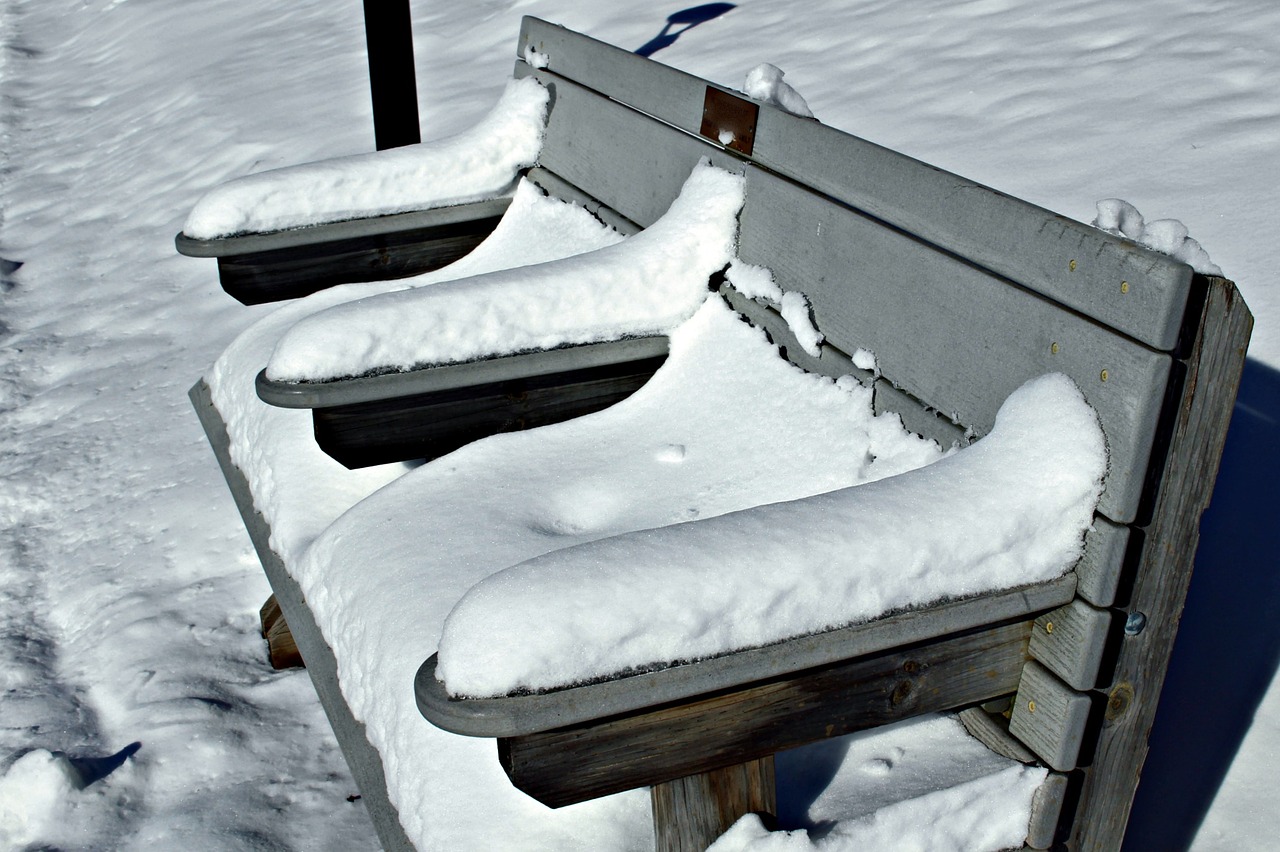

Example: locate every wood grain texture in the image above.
[1070,277,1253,850]
[498,620,1032,807]
[1076,516,1132,608]
[958,706,1037,764]
[1029,599,1114,691]
[532,69,745,229]
[651,758,776,852]
[418,577,1074,738]
[1027,772,1071,849]
[259,594,305,670]
[1009,661,1095,772]
[737,164,1172,524]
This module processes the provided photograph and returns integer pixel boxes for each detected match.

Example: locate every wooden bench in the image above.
[187,17,1252,852]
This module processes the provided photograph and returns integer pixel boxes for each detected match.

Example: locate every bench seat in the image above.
[175,77,549,304]
[196,291,1049,850]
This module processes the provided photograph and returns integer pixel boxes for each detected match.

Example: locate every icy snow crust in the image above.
[183,76,549,239]
[437,371,1105,697]
[265,161,744,382]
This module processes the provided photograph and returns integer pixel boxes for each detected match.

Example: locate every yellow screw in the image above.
[1045,622,1055,634]
[1100,369,1110,382]
[1069,259,1078,272]
[1121,281,1130,294]
[1028,700,1037,713]
[1051,342,1060,355]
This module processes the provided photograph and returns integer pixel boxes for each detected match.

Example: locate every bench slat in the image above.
[519,16,1194,351]
[738,165,1172,525]
[497,619,1034,808]
[415,574,1075,738]
[528,67,745,229]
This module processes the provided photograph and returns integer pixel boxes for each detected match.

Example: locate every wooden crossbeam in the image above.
[498,619,1033,808]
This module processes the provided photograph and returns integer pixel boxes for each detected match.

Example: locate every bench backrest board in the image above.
[517,17,1197,530]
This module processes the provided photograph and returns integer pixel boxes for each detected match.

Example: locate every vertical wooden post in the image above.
[651,756,776,852]
[362,0,421,150]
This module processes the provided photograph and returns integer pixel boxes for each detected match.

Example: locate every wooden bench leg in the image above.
[651,756,776,852]
[259,594,305,670]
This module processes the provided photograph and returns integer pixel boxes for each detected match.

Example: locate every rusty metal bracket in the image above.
[700,87,759,156]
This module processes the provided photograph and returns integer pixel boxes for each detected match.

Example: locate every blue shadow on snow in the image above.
[1124,357,1280,849]
[635,4,736,57]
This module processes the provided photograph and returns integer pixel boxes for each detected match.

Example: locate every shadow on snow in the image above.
[635,4,736,57]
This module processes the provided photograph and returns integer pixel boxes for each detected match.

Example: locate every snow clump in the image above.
[744,63,815,118]
[1093,198,1222,276]
[725,260,824,356]
[183,76,550,238]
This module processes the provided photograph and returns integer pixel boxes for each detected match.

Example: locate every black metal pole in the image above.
[363,0,421,150]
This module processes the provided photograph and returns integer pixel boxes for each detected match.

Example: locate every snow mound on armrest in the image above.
[183,76,549,239]
[437,372,1106,698]
[263,160,744,382]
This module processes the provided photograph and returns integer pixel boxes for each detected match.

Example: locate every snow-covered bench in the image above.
[187,17,1252,852]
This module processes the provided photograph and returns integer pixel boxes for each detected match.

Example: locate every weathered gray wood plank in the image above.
[188,381,413,852]
[175,197,512,258]
[497,620,1033,807]
[1077,516,1132,608]
[1027,772,1071,849]
[1009,661,1095,772]
[417,575,1075,738]
[524,166,643,236]
[530,69,745,228]
[652,758,776,852]
[518,16,1194,352]
[1070,277,1253,850]
[306,353,667,469]
[738,164,1173,524]
[958,706,1037,765]
[1030,599,1115,691]
[256,337,669,408]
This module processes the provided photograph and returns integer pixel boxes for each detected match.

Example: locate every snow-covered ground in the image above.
[1,0,1276,849]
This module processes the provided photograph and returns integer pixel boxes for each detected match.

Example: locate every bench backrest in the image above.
[516,16,1206,598]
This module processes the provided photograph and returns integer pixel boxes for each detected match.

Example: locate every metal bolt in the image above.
[1045,621,1054,634]
[1028,700,1037,713]
[1125,612,1147,635]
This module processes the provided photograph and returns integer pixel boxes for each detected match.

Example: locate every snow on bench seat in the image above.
[262,161,744,384]
[206,177,623,560]
[279,298,1062,848]
[183,77,549,240]
[436,369,1104,698]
